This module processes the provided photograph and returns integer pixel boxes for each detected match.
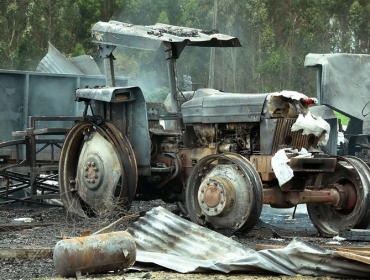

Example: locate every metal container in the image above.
[53,231,136,277]
[0,69,129,160]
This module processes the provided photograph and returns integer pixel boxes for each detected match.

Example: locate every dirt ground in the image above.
[0,200,369,280]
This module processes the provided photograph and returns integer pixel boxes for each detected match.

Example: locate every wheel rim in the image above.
[59,121,137,217]
[185,153,263,232]
[307,156,370,236]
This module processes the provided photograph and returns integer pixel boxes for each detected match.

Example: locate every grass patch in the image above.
[333,111,350,126]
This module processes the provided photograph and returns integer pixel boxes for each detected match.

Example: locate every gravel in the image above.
[0,201,368,280]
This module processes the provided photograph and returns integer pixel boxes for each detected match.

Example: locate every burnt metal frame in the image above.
[0,116,81,206]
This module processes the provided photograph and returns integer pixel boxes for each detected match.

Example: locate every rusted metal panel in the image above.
[263,186,347,208]
[53,231,136,277]
[250,155,276,181]
[92,21,241,51]
[270,118,319,154]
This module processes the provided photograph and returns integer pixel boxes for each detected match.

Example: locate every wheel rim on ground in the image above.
[307,156,370,237]
[185,153,263,232]
[59,121,137,217]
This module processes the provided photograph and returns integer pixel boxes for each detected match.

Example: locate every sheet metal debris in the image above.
[37,42,102,75]
[128,207,370,278]
[37,42,83,74]
[69,55,102,75]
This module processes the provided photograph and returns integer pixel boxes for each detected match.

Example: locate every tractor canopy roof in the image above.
[91,21,241,55]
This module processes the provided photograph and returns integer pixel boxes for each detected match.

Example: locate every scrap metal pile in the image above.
[1,20,370,279]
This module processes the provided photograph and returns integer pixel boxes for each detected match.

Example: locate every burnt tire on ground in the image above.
[59,121,137,217]
[307,156,370,237]
[185,153,263,233]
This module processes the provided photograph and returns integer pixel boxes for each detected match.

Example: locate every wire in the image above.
[362,101,370,117]
[175,87,190,102]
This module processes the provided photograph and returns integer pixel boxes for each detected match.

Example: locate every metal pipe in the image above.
[164,43,180,130]
[263,187,342,208]
[104,54,116,87]
[29,116,82,129]
[93,212,144,235]
[208,0,218,88]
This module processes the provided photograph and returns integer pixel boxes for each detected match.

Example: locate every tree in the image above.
[157,11,169,24]
[72,43,86,57]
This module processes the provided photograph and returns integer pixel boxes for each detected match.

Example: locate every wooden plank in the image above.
[255,244,285,250]
[255,244,370,251]
[0,222,53,233]
[334,251,370,265]
[336,248,370,256]
[0,247,53,259]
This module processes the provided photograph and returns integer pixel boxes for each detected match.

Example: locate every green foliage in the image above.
[146,86,170,102]
[260,25,275,55]
[0,0,370,98]
[16,26,39,70]
[114,51,141,78]
[157,11,170,24]
[72,43,86,57]
[334,111,350,126]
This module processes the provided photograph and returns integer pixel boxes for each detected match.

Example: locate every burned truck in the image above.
[59,21,370,237]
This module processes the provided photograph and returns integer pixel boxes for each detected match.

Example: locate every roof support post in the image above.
[99,45,116,87]
[164,42,180,130]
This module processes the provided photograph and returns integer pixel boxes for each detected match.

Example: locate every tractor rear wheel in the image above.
[307,156,370,237]
[59,121,137,217]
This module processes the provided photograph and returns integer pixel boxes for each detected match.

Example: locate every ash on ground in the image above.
[0,202,368,280]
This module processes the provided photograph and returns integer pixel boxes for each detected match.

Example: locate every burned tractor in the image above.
[59,21,370,236]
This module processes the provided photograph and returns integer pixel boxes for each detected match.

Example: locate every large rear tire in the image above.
[59,121,137,217]
[307,156,370,237]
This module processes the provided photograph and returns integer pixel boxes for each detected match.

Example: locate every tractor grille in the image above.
[271,118,319,154]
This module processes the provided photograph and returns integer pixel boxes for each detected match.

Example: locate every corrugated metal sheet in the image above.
[69,55,102,75]
[128,207,370,277]
[37,42,83,74]
[92,21,241,51]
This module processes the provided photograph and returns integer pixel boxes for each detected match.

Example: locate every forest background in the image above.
[0,0,370,104]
